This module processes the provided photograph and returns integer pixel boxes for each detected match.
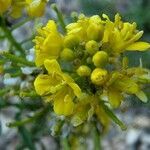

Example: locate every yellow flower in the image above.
[34,59,81,116]
[71,94,110,130]
[34,20,63,66]
[26,0,47,17]
[105,71,148,108]
[102,13,150,53]
[33,14,149,128]
[66,14,104,42]
[0,0,11,14]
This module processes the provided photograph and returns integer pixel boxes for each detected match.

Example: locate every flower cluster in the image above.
[0,0,48,18]
[34,14,150,129]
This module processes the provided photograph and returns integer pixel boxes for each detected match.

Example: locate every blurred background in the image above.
[0,0,150,150]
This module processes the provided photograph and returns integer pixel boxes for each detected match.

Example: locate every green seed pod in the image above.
[64,35,80,49]
[92,51,108,67]
[60,48,75,61]
[87,23,104,41]
[77,65,91,76]
[91,68,108,85]
[85,40,99,55]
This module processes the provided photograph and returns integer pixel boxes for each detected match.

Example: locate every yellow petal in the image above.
[108,88,123,108]
[34,75,52,96]
[44,20,57,32]
[43,33,63,54]
[34,74,60,96]
[44,59,61,74]
[135,91,148,103]
[0,0,11,14]
[126,42,150,51]
[71,115,84,127]
[10,5,23,18]
[26,0,46,17]
[62,73,74,83]
[35,51,58,67]
[71,103,89,126]
[54,93,74,116]
[115,78,139,94]
[68,83,82,98]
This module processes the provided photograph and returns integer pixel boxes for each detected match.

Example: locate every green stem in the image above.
[19,91,38,98]
[1,52,35,67]
[0,88,9,96]
[11,18,32,31]
[61,137,70,150]
[0,100,42,110]
[1,18,25,56]
[51,4,66,33]
[15,112,35,150]
[93,124,101,150]
[101,101,127,130]
[7,105,50,127]
[20,34,35,45]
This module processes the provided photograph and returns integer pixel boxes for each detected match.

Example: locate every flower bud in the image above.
[92,51,108,67]
[26,0,46,17]
[91,68,108,85]
[64,35,80,49]
[89,15,102,24]
[87,23,104,41]
[73,58,81,67]
[60,48,75,61]
[86,57,92,64]
[85,40,99,55]
[77,65,91,76]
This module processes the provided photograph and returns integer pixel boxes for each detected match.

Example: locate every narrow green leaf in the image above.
[18,126,35,150]
[51,3,66,33]
[1,52,35,67]
[7,105,50,127]
[101,102,127,130]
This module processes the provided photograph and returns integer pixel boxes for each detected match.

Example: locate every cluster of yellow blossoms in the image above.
[34,14,150,128]
[0,0,48,18]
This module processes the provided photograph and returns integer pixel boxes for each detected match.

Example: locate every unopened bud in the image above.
[87,23,104,41]
[86,57,92,64]
[92,51,108,67]
[91,68,108,85]
[85,40,99,55]
[77,65,91,76]
[60,48,74,61]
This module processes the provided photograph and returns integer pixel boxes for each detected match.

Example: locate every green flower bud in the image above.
[64,35,79,49]
[87,23,104,41]
[91,68,108,85]
[60,48,75,61]
[77,65,91,76]
[85,40,99,55]
[92,51,108,67]
[73,58,81,67]
[86,57,92,64]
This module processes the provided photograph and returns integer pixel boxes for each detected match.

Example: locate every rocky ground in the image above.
[1,105,150,150]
